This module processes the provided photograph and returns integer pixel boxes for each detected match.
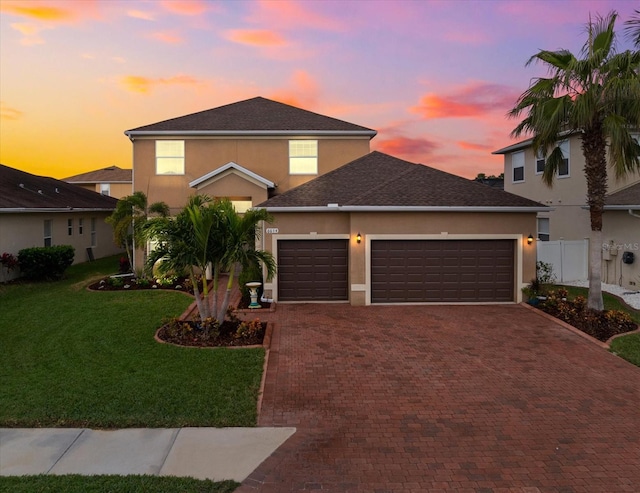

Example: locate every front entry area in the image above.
[370,239,515,303]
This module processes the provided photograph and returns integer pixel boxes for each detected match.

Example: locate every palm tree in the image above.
[215,201,277,321]
[145,195,276,323]
[106,191,169,271]
[625,9,640,47]
[509,11,640,310]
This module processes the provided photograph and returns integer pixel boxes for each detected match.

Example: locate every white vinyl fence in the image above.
[537,239,588,283]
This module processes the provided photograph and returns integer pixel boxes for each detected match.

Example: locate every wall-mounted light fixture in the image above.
[527,234,534,245]
[356,232,362,244]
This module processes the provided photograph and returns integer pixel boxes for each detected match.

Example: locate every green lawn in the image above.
[0,475,239,493]
[0,255,264,428]
[555,284,640,367]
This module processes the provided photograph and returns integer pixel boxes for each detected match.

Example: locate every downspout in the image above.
[628,209,640,219]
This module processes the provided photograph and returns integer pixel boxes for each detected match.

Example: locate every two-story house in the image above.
[63,166,132,199]
[493,133,640,289]
[126,97,546,305]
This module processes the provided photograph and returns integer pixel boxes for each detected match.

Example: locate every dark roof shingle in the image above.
[63,166,132,183]
[0,164,119,210]
[605,182,640,207]
[125,97,376,135]
[259,152,545,209]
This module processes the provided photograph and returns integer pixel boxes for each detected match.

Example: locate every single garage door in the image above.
[278,239,348,301]
[371,239,515,303]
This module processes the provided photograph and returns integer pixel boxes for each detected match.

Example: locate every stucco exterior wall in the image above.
[263,211,537,306]
[602,211,640,289]
[503,133,640,242]
[194,172,269,206]
[70,183,132,199]
[0,211,122,282]
[132,137,371,211]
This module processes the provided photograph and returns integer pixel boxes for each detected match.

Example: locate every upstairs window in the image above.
[156,140,185,175]
[535,150,545,174]
[100,183,110,196]
[289,140,318,175]
[512,151,524,183]
[557,140,569,177]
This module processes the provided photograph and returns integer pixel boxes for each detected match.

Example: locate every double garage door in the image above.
[277,239,515,303]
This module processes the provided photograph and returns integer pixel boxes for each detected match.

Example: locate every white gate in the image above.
[537,240,588,282]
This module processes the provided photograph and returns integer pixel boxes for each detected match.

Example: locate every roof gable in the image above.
[125,97,376,137]
[63,166,132,184]
[0,164,119,211]
[258,152,546,210]
[189,162,274,190]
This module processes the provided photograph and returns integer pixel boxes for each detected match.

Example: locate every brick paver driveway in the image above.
[239,304,640,493]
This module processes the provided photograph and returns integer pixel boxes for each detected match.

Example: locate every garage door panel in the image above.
[371,240,514,303]
[278,239,348,301]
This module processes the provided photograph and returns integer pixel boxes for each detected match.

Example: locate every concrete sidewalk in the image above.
[0,427,295,482]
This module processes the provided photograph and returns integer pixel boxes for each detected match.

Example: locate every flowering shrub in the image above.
[235,318,263,340]
[540,290,636,342]
[119,257,131,274]
[1,252,19,272]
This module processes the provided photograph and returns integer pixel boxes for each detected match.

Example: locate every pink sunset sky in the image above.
[0,0,637,180]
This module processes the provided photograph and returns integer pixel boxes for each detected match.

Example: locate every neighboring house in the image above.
[258,152,544,305]
[63,165,132,198]
[125,97,545,304]
[0,164,122,282]
[493,133,640,287]
[473,176,504,190]
[602,183,640,288]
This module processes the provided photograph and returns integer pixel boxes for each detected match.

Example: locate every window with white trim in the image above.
[558,140,569,177]
[289,140,318,175]
[156,140,185,175]
[100,183,110,196]
[78,218,84,235]
[537,217,550,242]
[512,151,524,183]
[44,219,52,247]
[535,149,545,174]
[67,218,73,236]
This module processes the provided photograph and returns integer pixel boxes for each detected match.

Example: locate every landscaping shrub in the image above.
[540,290,637,342]
[1,252,19,273]
[17,245,75,280]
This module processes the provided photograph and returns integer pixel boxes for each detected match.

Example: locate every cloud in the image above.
[1,102,23,121]
[457,141,494,151]
[127,9,155,21]
[374,136,440,158]
[160,0,209,16]
[120,74,202,94]
[0,3,73,21]
[268,70,320,109]
[412,82,520,120]
[10,22,47,45]
[149,31,184,44]
[111,56,126,64]
[249,0,345,31]
[224,29,286,47]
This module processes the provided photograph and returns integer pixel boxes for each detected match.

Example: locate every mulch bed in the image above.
[87,276,195,295]
[156,319,266,347]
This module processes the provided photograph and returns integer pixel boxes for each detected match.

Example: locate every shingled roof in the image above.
[63,166,132,184]
[605,182,640,208]
[0,164,118,211]
[259,152,546,210]
[125,97,377,136]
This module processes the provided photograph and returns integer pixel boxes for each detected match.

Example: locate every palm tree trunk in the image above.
[190,270,208,320]
[209,265,219,321]
[217,264,235,322]
[582,125,607,311]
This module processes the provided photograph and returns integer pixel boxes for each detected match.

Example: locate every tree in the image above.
[145,195,276,323]
[509,11,640,310]
[625,9,640,47]
[106,191,169,271]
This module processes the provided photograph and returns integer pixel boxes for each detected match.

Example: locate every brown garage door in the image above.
[278,239,348,301]
[371,239,514,303]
